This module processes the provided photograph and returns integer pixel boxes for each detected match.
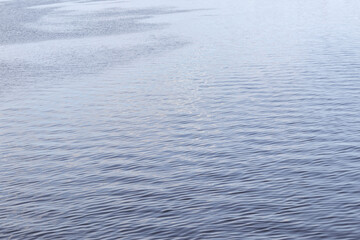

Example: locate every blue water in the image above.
[1,0,360,239]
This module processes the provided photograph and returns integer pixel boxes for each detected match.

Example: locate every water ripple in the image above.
[2,0,360,239]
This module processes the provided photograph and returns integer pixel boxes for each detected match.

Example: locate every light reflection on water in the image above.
[1,0,360,239]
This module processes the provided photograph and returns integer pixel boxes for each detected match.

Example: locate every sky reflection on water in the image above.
[1,0,360,239]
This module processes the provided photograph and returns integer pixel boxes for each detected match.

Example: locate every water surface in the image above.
[1,0,360,239]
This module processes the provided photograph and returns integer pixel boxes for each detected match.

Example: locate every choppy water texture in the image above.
[1,0,360,239]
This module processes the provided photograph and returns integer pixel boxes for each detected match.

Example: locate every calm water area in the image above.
[1,0,360,239]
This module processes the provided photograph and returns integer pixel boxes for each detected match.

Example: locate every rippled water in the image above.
[1,0,360,239]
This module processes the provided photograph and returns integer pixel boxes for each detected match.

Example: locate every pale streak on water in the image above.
[1,0,360,239]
